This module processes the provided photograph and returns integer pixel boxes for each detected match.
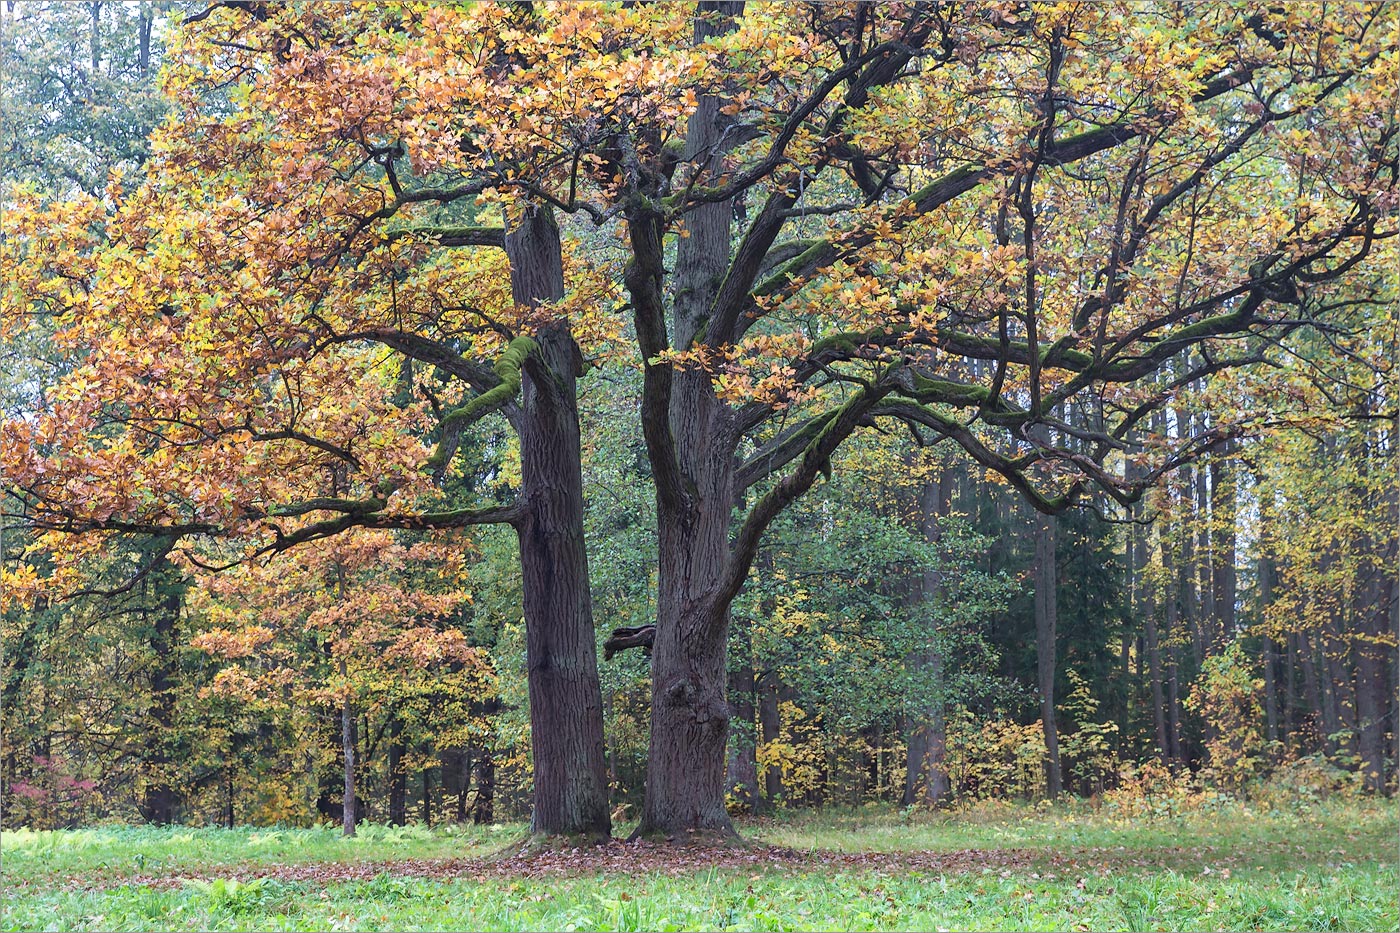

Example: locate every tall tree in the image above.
[4,2,1394,841]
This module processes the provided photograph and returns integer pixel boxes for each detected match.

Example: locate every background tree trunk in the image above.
[472,749,496,824]
[1035,508,1062,798]
[904,468,952,807]
[141,554,182,824]
[387,717,406,827]
[725,618,762,814]
[341,693,356,837]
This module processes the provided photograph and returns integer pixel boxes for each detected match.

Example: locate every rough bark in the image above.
[508,205,612,839]
[628,1,745,842]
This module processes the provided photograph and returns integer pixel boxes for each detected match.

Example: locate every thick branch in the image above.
[425,336,534,484]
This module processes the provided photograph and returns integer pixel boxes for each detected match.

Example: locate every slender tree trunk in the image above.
[387,718,406,827]
[141,556,182,824]
[1132,453,1168,767]
[1195,424,1218,652]
[1167,646,1183,767]
[1260,573,1281,750]
[905,467,952,807]
[725,616,761,814]
[1162,502,1185,768]
[1352,430,1395,793]
[341,691,356,837]
[1146,616,1169,766]
[1255,476,1282,751]
[1034,507,1062,798]
[1300,632,1324,752]
[1285,630,1299,748]
[88,1,100,75]
[138,2,151,75]
[420,768,432,827]
[1354,618,1386,792]
[1210,445,1237,644]
[759,673,784,808]
[507,205,611,839]
[453,750,471,823]
[472,749,496,824]
[1262,638,1280,747]
[1324,629,1358,761]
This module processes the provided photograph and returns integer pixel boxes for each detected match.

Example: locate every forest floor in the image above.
[1,798,1395,931]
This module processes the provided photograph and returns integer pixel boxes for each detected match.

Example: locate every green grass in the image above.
[3,799,1395,932]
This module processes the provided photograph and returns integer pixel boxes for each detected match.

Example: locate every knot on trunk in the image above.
[663,676,730,730]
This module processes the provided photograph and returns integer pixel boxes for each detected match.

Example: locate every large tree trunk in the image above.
[1034,508,1063,798]
[507,205,612,840]
[630,1,744,842]
[638,560,733,837]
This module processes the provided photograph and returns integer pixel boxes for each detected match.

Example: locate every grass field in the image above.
[2,799,1395,931]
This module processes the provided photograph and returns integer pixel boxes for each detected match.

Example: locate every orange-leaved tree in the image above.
[189,528,486,836]
[3,2,1395,842]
